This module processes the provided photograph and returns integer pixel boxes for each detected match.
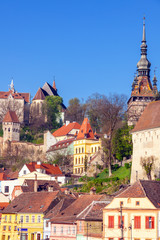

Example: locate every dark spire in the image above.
[137,17,151,77]
[153,69,157,86]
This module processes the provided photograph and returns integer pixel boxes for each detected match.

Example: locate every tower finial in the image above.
[53,77,57,91]
[142,16,146,42]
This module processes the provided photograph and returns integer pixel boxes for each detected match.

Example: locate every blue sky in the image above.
[0,0,160,106]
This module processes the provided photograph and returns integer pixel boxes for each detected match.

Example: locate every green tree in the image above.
[112,124,133,161]
[140,156,155,180]
[43,96,63,130]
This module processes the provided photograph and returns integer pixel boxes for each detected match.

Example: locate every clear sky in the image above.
[0,0,160,106]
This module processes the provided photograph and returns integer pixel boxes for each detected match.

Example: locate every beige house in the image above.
[103,180,160,240]
[131,100,160,184]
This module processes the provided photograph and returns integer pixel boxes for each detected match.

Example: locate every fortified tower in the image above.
[127,18,158,126]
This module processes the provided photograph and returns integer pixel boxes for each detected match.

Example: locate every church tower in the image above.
[127,18,158,126]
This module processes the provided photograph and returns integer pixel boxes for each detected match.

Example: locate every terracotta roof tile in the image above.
[116,180,160,208]
[32,88,48,100]
[3,191,61,214]
[77,118,95,140]
[26,162,62,175]
[47,138,74,152]
[0,90,30,103]
[132,101,160,132]
[52,122,81,137]
[77,201,110,221]
[50,194,107,223]
[3,111,19,123]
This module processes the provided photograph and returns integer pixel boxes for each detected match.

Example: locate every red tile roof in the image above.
[32,88,47,100]
[26,162,62,176]
[132,101,160,132]
[0,90,30,103]
[50,194,107,223]
[3,191,61,214]
[116,180,160,208]
[52,122,81,137]
[77,118,95,140]
[47,138,74,152]
[3,111,19,123]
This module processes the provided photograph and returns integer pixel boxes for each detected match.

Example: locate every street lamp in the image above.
[128,219,134,240]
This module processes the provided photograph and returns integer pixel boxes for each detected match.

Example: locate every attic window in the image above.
[13,205,17,208]
[89,129,92,132]
[40,205,44,208]
[136,201,140,206]
[61,212,64,215]
[29,206,32,209]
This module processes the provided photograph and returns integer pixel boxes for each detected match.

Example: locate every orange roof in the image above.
[3,111,19,123]
[26,162,62,176]
[77,118,95,140]
[52,122,81,137]
[132,101,160,132]
[0,173,8,180]
[32,88,47,100]
[0,90,30,103]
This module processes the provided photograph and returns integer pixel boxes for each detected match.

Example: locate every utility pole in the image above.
[120,203,124,240]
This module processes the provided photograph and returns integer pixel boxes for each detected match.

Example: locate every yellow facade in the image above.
[103,197,159,240]
[0,212,44,240]
[73,138,101,174]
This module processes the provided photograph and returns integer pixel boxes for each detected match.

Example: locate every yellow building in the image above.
[0,191,61,240]
[103,180,160,240]
[73,118,101,174]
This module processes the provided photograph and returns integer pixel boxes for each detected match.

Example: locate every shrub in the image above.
[125,163,130,169]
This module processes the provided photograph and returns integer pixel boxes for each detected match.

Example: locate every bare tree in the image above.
[87,93,127,176]
[0,99,24,122]
[140,156,155,180]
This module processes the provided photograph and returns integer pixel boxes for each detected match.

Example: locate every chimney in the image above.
[34,173,38,192]
[90,187,96,195]
[66,120,70,126]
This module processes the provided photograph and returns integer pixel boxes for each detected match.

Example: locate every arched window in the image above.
[79,148,81,153]
[79,158,80,164]
[76,158,77,164]
[82,147,84,153]
[95,147,97,152]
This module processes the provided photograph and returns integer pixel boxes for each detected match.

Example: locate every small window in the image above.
[54,226,56,233]
[68,226,71,234]
[14,226,17,231]
[120,201,123,206]
[4,186,9,193]
[8,226,11,231]
[23,170,26,175]
[61,226,63,234]
[9,215,12,222]
[73,226,75,235]
[108,216,114,228]
[26,216,29,223]
[4,216,7,222]
[79,221,82,232]
[32,215,35,223]
[3,226,6,231]
[46,221,49,228]
[134,216,141,229]
[145,216,154,229]
[136,201,140,206]
[37,215,41,223]
[20,215,23,223]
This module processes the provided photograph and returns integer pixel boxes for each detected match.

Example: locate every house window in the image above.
[46,221,49,228]
[4,215,7,222]
[79,221,82,231]
[136,201,140,206]
[145,216,154,229]
[32,215,35,223]
[4,186,9,193]
[26,216,29,223]
[82,147,84,153]
[20,215,23,223]
[9,215,12,222]
[37,215,41,223]
[118,216,124,228]
[73,226,75,234]
[82,157,83,164]
[3,226,6,231]
[120,201,123,206]
[54,226,56,233]
[76,158,77,164]
[8,226,11,231]
[23,170,26,175]
[108,216,114,228]
[134,216,141,229]
[79,158,80,164]
[61,226,63,234]
[76,148,77,154]
[79,148,81,153]
[68,226,71,234]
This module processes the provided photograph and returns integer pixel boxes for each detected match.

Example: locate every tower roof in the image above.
[77,118,95,140]
[137,17,151,74]
[32,88,47,100]
[3,111,19,123]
